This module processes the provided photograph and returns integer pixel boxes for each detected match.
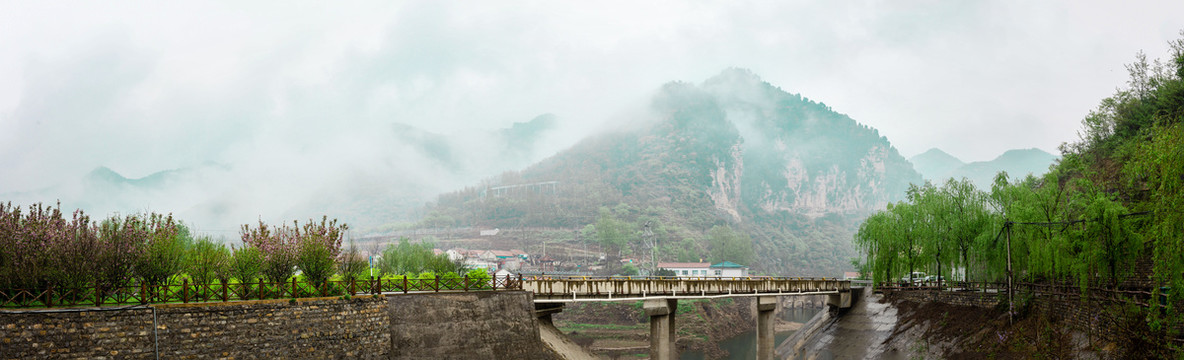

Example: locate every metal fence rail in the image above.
[523,276,849,300]
[0,275,523,309]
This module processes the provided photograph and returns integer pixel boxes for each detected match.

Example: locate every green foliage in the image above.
[230,245,264,284]
[377,238,465,275]
[706,225,754,265]
[620,263,639,276]
[296,236,336,287]
[594,207,634,258]
[188,236,230,285]
[336,241,369,282]
[857,31,1184,343]
[133,214,190,288]
[466,269,491,289]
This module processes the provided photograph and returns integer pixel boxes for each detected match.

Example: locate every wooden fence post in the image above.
[222,280,229,302]
[95,286,102,307]
[403,277,408,294]
[183,279,189,303]
[141,282,148,304]
[259,279,264,300]
[292,278,298,299]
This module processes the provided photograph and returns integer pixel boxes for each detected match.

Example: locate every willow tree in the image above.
[1072,189,1140,290]
[854,210,896,285]
[1133,120,1184,328]
[912,182,952,285]
[896,200,927,283]
[940,178,990,283]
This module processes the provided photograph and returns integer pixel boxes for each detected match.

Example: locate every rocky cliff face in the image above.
[707,69,918,220]
[708,143,744,222]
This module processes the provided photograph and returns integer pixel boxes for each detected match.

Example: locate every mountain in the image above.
[909,148,965,182]
[3,117,562,235]
[424,69,921,275]
[910,148,1058,189]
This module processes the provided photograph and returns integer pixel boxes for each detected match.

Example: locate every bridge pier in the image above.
[756,296,778,360]
[534,302,565,326]
[643,298,678,360]
[827,290,852,309]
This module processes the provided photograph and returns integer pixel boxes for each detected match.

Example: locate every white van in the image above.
[900,272,927,284]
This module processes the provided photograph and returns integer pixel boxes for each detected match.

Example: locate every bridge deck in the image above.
[523,276,850,302]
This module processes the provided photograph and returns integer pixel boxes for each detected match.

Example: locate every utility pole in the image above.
[643,221,657,275]
[1005,220,1014,325]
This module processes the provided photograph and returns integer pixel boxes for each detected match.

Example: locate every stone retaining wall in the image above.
[883,289,1005,309]
[1,296,390,359]
[885,288,1141,344]
[386,291,555,359]
[2,291,555,359]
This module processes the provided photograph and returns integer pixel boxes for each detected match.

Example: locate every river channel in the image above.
[680,307,821,360]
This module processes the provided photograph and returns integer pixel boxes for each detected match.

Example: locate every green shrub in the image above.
[296,237,336,288]
[188,236,230,286]
[134,214,190,288]
[337,241,368,283]
[230,245,264,284]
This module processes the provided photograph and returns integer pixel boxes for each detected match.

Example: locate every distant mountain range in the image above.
[909,148,1059,189]
[2,117,563,234]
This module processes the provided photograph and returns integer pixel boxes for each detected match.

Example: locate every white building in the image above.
[657,261,749,278]
[708,261,749,277]
[657,262,712,277]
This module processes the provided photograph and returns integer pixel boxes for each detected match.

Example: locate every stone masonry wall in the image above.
[386,291,558,360]
[1,295,390,359]
[885,288,1142,344]
[884,289,1005,309]
[4,291,559,360]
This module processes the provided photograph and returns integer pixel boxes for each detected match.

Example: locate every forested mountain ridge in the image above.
[910,147,1059,189]
[423,69,921,275]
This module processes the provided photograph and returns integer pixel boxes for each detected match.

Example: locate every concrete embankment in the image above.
[776,287,911,360]
[538,319,605,360]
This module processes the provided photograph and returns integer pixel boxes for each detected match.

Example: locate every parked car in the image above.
[923,275,945,283]
[899,272,927,284]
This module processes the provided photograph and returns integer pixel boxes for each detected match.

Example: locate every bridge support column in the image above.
[643,298,678,360]
[756,296,778,360]
[534,303,565,326]
[826,290,852,309]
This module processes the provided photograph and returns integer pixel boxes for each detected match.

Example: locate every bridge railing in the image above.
[523,276,848,298]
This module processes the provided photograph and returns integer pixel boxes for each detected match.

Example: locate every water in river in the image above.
[680,307,821,360]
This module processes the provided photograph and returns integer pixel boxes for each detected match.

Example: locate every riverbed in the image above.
[680,307,821,360]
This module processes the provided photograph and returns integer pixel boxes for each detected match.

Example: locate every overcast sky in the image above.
[3,1,1184,210]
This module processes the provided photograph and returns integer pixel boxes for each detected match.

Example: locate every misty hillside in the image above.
[424,69,921,275]
[909,148,965,182]
[1,118,563,233]
[910,148,1058,189]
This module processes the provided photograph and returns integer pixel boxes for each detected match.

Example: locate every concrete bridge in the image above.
[522,276,853,360]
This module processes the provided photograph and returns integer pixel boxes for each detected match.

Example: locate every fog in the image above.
[2,1,1183,234]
